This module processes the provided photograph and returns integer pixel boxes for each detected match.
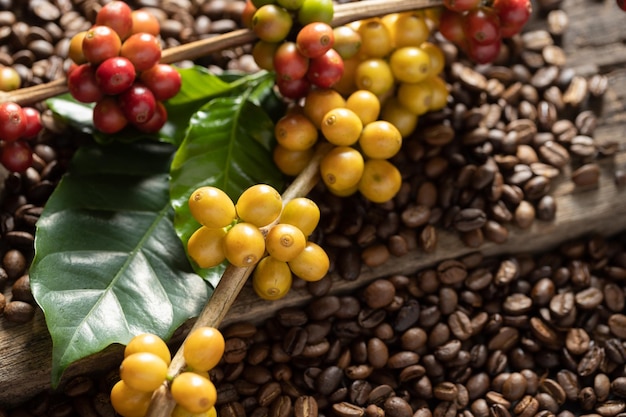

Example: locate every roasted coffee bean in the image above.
[537,195,557,221]
[595,373,611,402]
[4,300,35,323]
[565,328,591,355]
[608,314,626,338]
[362,280,396,309]
[539,141,570,169]
[383,396,413,417]
[578,345,604,376]
[453,208,488,232]
[333,402,365,417]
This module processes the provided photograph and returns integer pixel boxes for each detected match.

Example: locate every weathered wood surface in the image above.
[2,0,626,408]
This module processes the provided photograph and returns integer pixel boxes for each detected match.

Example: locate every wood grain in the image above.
[2,0,626,408]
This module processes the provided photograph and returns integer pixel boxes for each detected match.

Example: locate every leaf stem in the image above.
[145,142,332,417]
[0,0,443,106]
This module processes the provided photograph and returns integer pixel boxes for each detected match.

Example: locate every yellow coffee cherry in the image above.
[391,12,430,48]
[397,80,434,115]
[355,58,395,96]
[280,197,320,237]
[389,46,431,84]
[358,159,403,203]
[183,326,225,372]
[222,222,266,267]
[428,75,449,111]
[110,380,152,417]
[265,223,307,262]
[320,107,363,146]
[187,226,227,269]
[380,97,419,138]
[170,372,217,414]
[273,145,314,176]
[253,255,293,300]
[319,145,364,193]
[345,90,381,125]
[275,112,318,151]
[421,41,446,77]
[288,241,330,282]
[188,186,236,229]
[124,333,172,366]
[357,18,393,58]
[235,184,283,227]
[358,120,403,160]
[303,88,346,129]
[119,352,168,392]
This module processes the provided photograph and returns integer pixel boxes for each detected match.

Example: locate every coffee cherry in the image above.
[110,380,152,417]
[252,256,293,300]
[358,159,402,203]
[288,241,329,282]
[307,48,344,89]
[319,145,364,193]
[397,79,434,115]
[358,18,393,59]
[1,141,32,173]
[121,32,162,72]
[274,112,318,151]
[302,88,346,129]
[358,120,403,160]
[438,9,468,46]
[389,46,431,83]
[466,38,502,64]
[333,26,362,61]
[183,327,225,372]
[130,9,161,36]
[464,7,501,46]
[119,83,157,125]
[235,184,283,227]
[68,31,88,65]
[119,352,168,392]
[279,197,320,237]
[273,144,314,175]
[170,372,217,414]
[494,0,532,37]
[345,89,381,125]
[134,101,168,133]
[296,22,335,59]
[251,4,293,43]
[354,58,394,96]
[222,222,266,267]
[297,0,334,25]
[390,12,430,48]
[96,1,133,40]
[265,223,307,262]
[68,63,104,103]
[0,102,26,142]
[320,107,363,146]
[276,77,311,100]
[139,64,182,101]
[380,97,419,138]
[187,226,227,269]
[82,25,122,65]
[95,56,136,95]
[124,333,172,366]
[274,42,309,82]
[188,186,236,229]
[93,96,129,134]
[21,107,43,139]
[0,66,21,91]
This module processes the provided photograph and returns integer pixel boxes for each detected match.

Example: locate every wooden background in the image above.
[1,0,626,407]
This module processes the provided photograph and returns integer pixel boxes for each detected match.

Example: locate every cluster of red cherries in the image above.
[66,1,181,134]
[0,102,42,172]
[438,0,532,63]
[243,0,344,99]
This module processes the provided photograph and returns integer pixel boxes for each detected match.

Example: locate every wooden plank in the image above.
[3,0,626,408]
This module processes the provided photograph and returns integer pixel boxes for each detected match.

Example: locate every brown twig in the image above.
[0,0,443,106]
[145,142,332,417]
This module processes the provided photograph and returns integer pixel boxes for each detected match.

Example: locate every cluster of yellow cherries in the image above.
[110,326,225,417]
[187,184,329,300]
[272,10,449,204]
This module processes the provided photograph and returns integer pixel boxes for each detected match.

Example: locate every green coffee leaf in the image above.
[30,141,211,387]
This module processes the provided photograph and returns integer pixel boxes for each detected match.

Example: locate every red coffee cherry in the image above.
[93,96,129,134]
[134,101,168,133]
[296,22,335,58]
[0,102,26,142]
[95,1,133,40]
[139,64,182,101]
[1,140,32,172]
[96,56,137,95]
[119,82,157,125]
[121,32,162,72]
[82,25,122,65]
[21,107,43,139]
[307,48,344,89]
[68,63,104,103]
